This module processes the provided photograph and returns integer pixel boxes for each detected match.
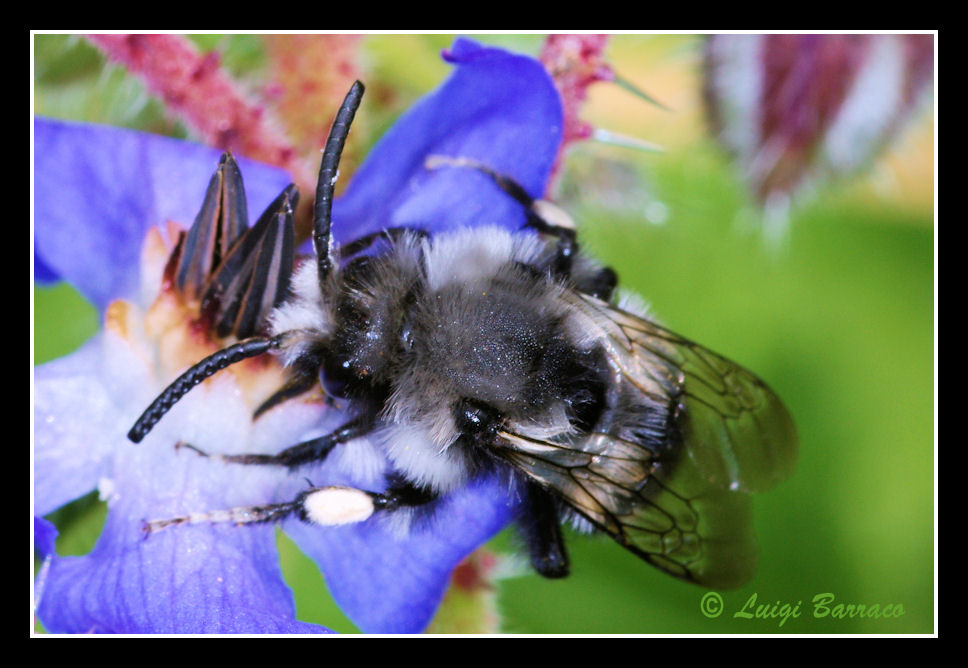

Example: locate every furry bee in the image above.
[129,81,797,588]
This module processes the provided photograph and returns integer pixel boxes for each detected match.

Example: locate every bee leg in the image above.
[178,415,373,470]
[143,481,438,535]
[369,479,439,515]
[424,155,620,299]
[519,480,570,578]
[575,266,618,302]
[298,480,437,527]
[253,358,322,420]
[253,375,317,419]
[142,496,307,534]
[500,184,617,301]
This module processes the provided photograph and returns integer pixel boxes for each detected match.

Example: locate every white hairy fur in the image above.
[269,259,333,366]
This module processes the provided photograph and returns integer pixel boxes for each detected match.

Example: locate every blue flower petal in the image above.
[36,358,335,633]
[34,336,118,516]
[333,37,562,241]
[37,518,331,634]
[34,517,58,616]
[285,475,518,633]
[33,119,293,310]
[34,516,58,557]
[34,248,59,285]
[33,124,327,632]
[35,37,563,634]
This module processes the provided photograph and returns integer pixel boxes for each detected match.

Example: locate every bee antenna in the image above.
[127,336,283,444]
[314,80,365,286]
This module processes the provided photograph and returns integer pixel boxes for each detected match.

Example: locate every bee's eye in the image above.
[453,398,500,436]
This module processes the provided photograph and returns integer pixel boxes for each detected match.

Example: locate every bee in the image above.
[128,81,797,588]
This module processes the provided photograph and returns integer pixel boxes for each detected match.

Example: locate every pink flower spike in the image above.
[539,34,614,182]
[87,34,316,194]
[264,35,364,156]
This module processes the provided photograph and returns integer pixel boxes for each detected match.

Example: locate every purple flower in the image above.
[34,38,563,634]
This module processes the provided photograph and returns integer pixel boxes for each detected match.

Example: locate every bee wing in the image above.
[498,295,796,588]
[499,429,759,587]
[574,294,798,494]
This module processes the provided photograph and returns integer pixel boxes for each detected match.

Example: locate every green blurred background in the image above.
[33,34,935,634]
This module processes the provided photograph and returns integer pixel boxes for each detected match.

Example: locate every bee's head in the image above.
[323,264,407,389]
